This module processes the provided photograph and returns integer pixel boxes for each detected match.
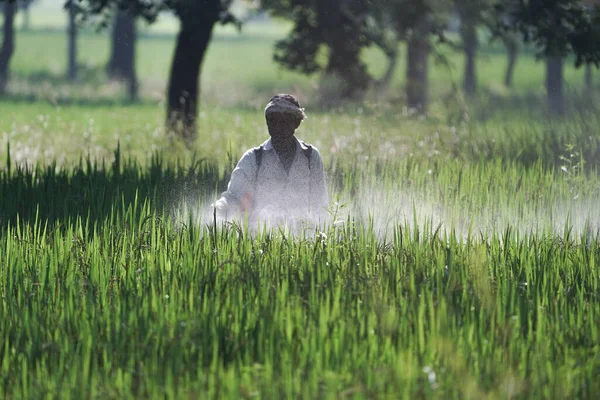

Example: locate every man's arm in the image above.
[310,148,329,214]
[213,150,256,217]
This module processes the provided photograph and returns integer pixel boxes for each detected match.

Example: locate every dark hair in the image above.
[269,94,301,108]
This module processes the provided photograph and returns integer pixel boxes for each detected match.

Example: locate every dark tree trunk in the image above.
[546,56,564,115]
[166,18,216,144]
[67,4,77,81]
[376,48,399,96]
[461,20,478,97]
[317,0,370,99]
[107,11,137,101]
[406,20,430,112]
[324,41,370,98]
[22,4,31,31]
[0,2,17,94]
[504,37,518,87]
[585,64,592,92]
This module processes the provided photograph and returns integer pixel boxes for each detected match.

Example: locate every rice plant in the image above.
[1,141,598,399]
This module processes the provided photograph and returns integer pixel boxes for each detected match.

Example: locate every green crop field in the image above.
[1,5,600,399]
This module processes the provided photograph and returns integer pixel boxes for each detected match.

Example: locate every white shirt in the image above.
[215,138,329,223]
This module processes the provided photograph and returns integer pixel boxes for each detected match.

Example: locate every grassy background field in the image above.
[8,26,595,105]
[1,3,600,399]
[3,1,598,167]
[6,0,597,107]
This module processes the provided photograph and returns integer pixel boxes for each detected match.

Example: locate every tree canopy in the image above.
[261,0,380,99]
[62,0,238,144]
[2,0,600,119]
[495,0,600,66]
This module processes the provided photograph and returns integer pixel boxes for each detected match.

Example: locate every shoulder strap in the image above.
[254,145,264,183]
[255,143,311,174]
[302,144,313,160]
[301,143,314,212]
[301,143,313,172]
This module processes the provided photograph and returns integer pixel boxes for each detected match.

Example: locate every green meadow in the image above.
[1,11,599,399]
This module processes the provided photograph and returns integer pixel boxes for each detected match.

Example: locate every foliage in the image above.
[374,0,450,38]
[495,0,600,66]
[19,0,37,9]
[63,0,238,27]
[262,0,379,98]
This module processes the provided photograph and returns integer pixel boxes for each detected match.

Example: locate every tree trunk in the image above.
[324,40,370,99]
[406,20,430,113]
[585,64,592,93]
[0,2,17,94]
[504,37,518,87]
[376,47,399,96]
[107,11,138,101]
[546,56,564,115]
[317,0,370,99]
[166,18,216,144]
[22,4,31,31]
[461,19,477,97]
[67,4,77,81]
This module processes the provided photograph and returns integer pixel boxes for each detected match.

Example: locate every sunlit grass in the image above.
[1,103,599,398]
[0,148,598,398]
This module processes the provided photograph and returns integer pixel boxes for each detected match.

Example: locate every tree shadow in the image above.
[13,64,107,85]
[470,87,599,121]
[0,146,231,229]
[4,64,150,107]
[459,89,600,168]
[0,91,160,108]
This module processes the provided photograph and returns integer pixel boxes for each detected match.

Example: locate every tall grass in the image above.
[0,139,599,398]
[2,96,599,171]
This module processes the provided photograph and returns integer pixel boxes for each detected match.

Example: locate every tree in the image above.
[486,2,522,88]
[67,1,78,81]
[70,0,237,144]
[20,0,36,31]
[405,16,433,111]
[362,0,402,96]
[165,0,238,143]
[583,0,599,92]
[454,0,494,97]
[168,0,237,143]
[385,0,450,112]
[460,16,477,97]
[546,55,564,113]
[0,2,16,94]
[262,0,454,111]
[502,33,519,87]
[107,10,137,101]
[585,64,592,91]
[262,0,377,101]
[496,0,600,115]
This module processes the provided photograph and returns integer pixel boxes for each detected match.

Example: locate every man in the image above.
[214,94,329,227]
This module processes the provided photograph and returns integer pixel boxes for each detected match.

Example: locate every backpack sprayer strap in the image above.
[254,143,312,178]
[254,145,264,184]
[252,143,314,213]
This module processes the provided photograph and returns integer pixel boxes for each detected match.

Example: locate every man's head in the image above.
[264,94,306,139]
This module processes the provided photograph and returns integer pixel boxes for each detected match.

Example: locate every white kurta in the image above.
[215,138,329,224]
